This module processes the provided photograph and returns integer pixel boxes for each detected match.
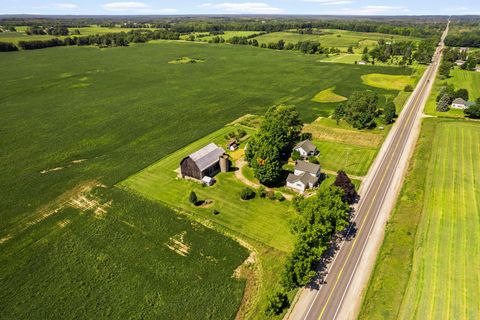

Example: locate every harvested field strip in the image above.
[361,73,413,91]
[311,87,347,103]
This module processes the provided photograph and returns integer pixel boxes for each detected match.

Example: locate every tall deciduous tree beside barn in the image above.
[245,105,302,185]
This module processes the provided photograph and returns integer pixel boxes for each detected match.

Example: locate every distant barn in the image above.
[180,143,227,180]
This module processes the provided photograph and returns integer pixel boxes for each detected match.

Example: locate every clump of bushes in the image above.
[308,156,319,164]
[240,187,256,200]
[189,191,198,205]
[404,84,413,92]
[212,209,219,215]
[291,150,301,161]
[265,289,290,316]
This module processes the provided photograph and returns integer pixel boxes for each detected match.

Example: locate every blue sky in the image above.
[1,0,479,15]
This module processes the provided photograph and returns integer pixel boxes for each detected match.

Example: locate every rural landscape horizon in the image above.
[0,4,479,320]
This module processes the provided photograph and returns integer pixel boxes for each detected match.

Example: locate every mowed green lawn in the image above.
[120,125,295,252]
[425,69,480,117]
[360,119,480,319]
[314,140,377,177]
[253,29,420,52]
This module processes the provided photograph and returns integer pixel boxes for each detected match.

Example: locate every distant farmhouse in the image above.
[455,60,465,67]
[287,160,321,192]
[476,66,480,72]
[180,143,229,185]
[294,139,318,158]
[451,98,475,110]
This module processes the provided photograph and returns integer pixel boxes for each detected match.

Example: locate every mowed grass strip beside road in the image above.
[360,119,480,319]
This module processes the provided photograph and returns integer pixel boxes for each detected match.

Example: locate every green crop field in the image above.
[0,40,416,318]
[425,68,480,117]
[253,29,420,52]
[0,187,248,319]
[360,118,480,319]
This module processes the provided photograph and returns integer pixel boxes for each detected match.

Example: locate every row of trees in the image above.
[16,29,181,50]
[266,172,357,315]
[445,31,480,48]
[361,39,436,66]
[464,99,480,119]
[440,47,478,76]
[332,91,396,129]
[0,42,19,52]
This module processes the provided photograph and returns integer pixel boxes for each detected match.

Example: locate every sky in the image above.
[0,0,479,16]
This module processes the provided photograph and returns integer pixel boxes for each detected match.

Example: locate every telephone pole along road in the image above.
[287,21,450,320]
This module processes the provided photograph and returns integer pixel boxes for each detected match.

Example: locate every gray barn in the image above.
[180,143,226,180]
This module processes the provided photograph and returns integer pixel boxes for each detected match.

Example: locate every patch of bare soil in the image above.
[0,180,110,246]
[40,167,64,174]
[198,199,214,208]
[164,231,190,256]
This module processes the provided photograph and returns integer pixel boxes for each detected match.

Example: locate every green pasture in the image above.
[253,29,420,52]
[425,68,480,117]
[360,118,480,319]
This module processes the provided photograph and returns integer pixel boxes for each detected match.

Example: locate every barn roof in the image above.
[189,143,225,171]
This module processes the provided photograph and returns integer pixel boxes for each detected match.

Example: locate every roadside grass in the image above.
[253,29,420,52]
[0,188,249,320]
[311,87,347,103]
[424,68,480,118]
[361,73,413,90]
[360,118,480,319]
[314,140,377,177]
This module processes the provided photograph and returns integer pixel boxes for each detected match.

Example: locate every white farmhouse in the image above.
[293,139,318,158]
[451,98,475,110]
[286,160,321,192]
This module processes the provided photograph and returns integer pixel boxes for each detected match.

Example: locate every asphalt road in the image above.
[291,22,450,320]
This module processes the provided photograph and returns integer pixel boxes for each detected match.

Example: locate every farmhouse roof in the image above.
[287,172,318,185]
[295,160,320,174]
[295,139,317,153]
[452,98,467,105]
[189,143,225,171]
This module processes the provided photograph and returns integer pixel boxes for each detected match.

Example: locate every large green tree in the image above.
[245,105,302,185]
[282,187,350,289]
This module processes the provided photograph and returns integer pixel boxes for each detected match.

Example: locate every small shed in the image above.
[202,176,215,186]
[227,139,238,151]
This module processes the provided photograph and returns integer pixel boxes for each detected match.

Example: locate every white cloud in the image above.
[51,3,78,9]
[302,0,353,5]
[339,5,409,15]
[199,2,283,14]
[101,2,151,11]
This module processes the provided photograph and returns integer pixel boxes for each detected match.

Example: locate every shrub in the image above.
[404,84,413,92]
[265,190,275,200]
[265,289,290,316]
[436,94,450,112]
[189,191,198,205]
[300,132,312,141]
[465,103,480,119]
[275,192,285,202]
[308,156,319,164]
[212,209,219,215]
[291,150,301,161]
[258,186,267,198]
[240,187,256,200]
